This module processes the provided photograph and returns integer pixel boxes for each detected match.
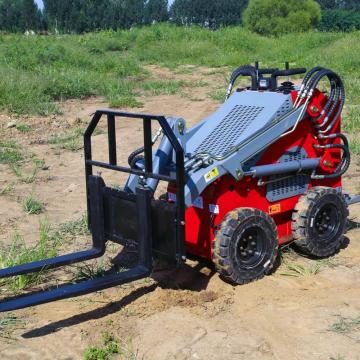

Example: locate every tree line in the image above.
[0,0,359,33]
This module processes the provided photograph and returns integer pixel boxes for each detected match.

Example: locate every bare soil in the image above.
[0,67,359,360]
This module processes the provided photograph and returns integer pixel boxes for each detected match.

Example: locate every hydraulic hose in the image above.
[226,65,257,99]
[128,147,145,168]
[312,133,351,179]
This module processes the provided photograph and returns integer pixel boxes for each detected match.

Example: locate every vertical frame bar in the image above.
[158,116,186,262]
[84,111,102,229]
[107,114,117,166]
[136,186,153,270]
[143,118,153,174]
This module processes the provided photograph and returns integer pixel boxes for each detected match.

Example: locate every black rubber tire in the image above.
[212,208,279,285]
[292,187,349,258]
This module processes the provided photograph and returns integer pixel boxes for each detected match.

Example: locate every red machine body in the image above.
[169,90,343,260]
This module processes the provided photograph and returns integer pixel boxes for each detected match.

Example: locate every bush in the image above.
[318,10,360,32]
[243,0,321,36]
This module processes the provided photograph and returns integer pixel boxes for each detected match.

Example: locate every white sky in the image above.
[35,0,43,9]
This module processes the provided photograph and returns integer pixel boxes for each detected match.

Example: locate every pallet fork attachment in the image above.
[0,110,185,312]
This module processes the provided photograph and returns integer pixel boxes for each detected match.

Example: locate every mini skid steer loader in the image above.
[1,63,359,312]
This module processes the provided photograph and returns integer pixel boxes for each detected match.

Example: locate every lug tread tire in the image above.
[212,208,278,285]
[292,187,349,258]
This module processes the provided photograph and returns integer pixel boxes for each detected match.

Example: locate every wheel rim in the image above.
[236,226,267,269]
[313,203,341,243]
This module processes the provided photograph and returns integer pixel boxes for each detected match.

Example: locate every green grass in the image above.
[16,123,31,133]
[72,261,107,283]
[0,313,25,341]
[0,184,14,196]
[0,141,23,165]
[49,127,84,152]
[0,24,359,121]
[279,247,324,277]
[350,137,360,156]
[141,80,183,95]
[0,140,43,183]
[11,158,43,184]
[84,332,136,360]
[0,220,59,291]
[329,315,360,334]
[208,88,226,103]
[23,192,44,214]
[343,106,360,133]
[57,215,90,238]
[0,216,90,292]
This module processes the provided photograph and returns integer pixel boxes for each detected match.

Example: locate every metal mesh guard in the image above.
[194,105,264,157]
[267,147,310,202]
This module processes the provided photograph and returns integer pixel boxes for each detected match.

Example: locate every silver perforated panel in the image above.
[276,98,292,118]
[194,105,264,157]
[267,147,310,202]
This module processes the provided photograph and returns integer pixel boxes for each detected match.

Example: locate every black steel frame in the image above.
[0,109,185,312]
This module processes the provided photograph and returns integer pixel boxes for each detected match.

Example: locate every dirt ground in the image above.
[0,67,359,360]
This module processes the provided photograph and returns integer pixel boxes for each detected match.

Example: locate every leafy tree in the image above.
[144,0,169,25]
[0,0,42,32]
[118,0,145,29]
[44,0,146,32]
[170,0,247,29]
[318,9,360,31]
[317,0,360,10]
[243,0,321,36]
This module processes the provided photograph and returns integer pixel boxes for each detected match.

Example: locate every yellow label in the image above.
[204,167,219,183]
[269,203,281,215]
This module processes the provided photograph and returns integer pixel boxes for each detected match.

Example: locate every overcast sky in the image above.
[35,0,175,10]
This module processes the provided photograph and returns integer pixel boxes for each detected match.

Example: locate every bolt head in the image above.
[310,105,319,113]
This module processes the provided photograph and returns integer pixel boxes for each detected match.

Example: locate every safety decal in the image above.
[204,167,219,183]
[269,203,281,215]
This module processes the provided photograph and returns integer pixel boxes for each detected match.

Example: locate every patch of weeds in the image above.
[350,137,360,156]
[0,184,14,196]
[329,315,360,334]
[343,106,360,133]
[71,260,107,282]
[282,262,321,277]
[84,332,136,360]
[16,123,31,133]
[174,66,199,75]
[180,92,203,101]
[23,192,44,215]
[11,158,43,184]
[0,141,23,165]
[280,247,321,277]
[140,80,183,96]
[0,313,25,341]
[110,184,123,191]
[108,96,143,109]
[0,220,59,291]
[184,79,209,88]
[49,127,84,152]
[316,257,339,269]
[329,355,347,360]
[57,215,89,238]
[208,88,225,103]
